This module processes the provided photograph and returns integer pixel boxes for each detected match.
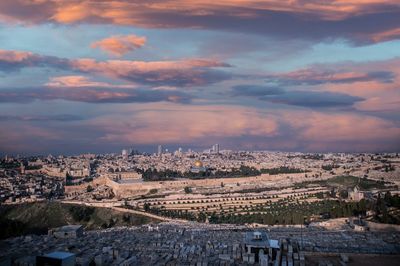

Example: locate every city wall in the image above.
[64,177,108,194]
[107,174,304,197]
[64,173,307,198]
[366,221,400,232]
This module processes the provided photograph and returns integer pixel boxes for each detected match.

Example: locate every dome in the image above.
[194,160,203,167]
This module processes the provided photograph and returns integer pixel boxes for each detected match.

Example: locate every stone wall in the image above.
[110,173,294,198]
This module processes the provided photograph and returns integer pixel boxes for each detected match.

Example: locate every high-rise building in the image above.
[157,145,163,156]
[212,144,220,154]
[122,149,128,159]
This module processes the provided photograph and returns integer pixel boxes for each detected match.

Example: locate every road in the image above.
[60,200,188,223]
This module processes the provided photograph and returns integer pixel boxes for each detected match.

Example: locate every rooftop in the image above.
[43,251,75,260]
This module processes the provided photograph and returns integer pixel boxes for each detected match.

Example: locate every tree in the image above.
[184,186,192,194]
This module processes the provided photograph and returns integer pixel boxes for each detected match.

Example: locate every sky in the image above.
[0,0,399,155]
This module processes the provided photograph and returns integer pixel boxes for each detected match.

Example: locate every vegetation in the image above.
[0,202,158,239]
[65,175,93,186]
[140,168,178,181]
[373,192,400,224]
[149,188,158,194]
[25,165,42,170]
[260,167,310,175]
[295,175,390,190]
[321,164,339,171]
[0,160,20,169]
[145,198,368,224]
[86,185,94,192]
[140,165,309,181]
[142,192,400,225]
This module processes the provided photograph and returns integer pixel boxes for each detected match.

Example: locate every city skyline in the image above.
[1,1,400,155]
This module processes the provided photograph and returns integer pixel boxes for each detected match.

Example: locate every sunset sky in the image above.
[0,0,399,155]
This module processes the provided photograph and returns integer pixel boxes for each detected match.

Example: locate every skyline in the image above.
[1,0,400,155]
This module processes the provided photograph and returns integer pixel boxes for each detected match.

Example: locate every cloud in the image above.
[283,111,400,151]
[266,69,395,86]
[0,1,400,44]
[0,49,231,87]
[260,90,364,108]
[91,34,146,56]
[365,27,400,43]
[88,103,279,145]
[281,58,400,113]
[0,86,192,104]
[70,58,232,87]
[0,49,69,72]
[45,75,134,88]
[232,85,284,96]
[83,104,400,152]
[1,102,399,154]
[231,85,364,108]
[0,114,84,122]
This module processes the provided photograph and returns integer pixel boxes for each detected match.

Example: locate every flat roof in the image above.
[57,225,83,231]
[244,231,269,247]
[44,251,75,259]
[269,239,280,249]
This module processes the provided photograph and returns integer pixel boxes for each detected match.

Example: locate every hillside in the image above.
[0,201,159,239]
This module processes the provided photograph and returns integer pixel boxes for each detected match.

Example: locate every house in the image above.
[49,225,84,239]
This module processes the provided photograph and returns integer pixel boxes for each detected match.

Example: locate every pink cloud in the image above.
[284,111,400,146]
[46,75,135,88]
[0,49,231,86]
[267,67,394,85]
[1,102,399,153]
[314,59,400,112]
[367,27,400,43]
[69,58,231,86]
[90,34,147,56]
[3,1,396,23]
[85,103,400,152]
[1,1,399,43]
[0,49,33,62]
[88,103,279,144]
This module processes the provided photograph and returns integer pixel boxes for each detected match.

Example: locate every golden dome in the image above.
[194,160,203,167]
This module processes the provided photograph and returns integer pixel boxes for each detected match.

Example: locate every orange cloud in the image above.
[70,58,231,86]
[46,1,400,23]
[1,1,399,43]
[0,49,231,87]
[0,49,33,62]
[368,27,400,43]
[46,75,134,88]
[91,34,147,56]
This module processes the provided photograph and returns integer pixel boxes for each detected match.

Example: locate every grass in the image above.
[0,201,159,239]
